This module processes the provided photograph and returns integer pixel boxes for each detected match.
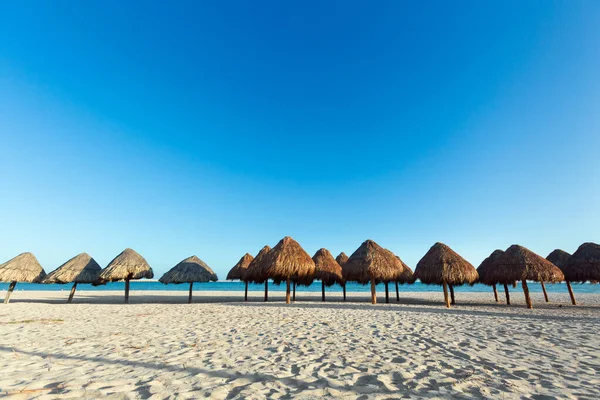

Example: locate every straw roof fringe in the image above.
[414,242,478,285]
[336,252,348,267]
[245,245,272,283]
[227,253,254,281]
[159,256,218,284]
[343,240,404,284]
[486,245,564,284]
[546,249,571,270]
[476,250,505,285]
[396,257,416,284]
[44,253,101,284]
[312,248,344,286]
[0,252,46,283]
[562,242,600,283]
[262,237,316,285]
[98,248,153,282]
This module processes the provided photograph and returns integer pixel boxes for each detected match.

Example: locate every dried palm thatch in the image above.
[98,248,153,303]
[43,253,102,303]
[0,252,46,304]
[414,242,478,308]
[244,245,272,301]
[476,250,508,304]
[159,256,218,303]
[335,252,349,300]
[262,237,316,303]
[563,242,600,283]
[547,248,576,305]
[227,253,254,281]
[391,257,415,302]
[312,248,343,302]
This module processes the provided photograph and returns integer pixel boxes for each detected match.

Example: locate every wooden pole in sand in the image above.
[286,278,291,304]
[188,282,193,304]
[68,282,78,304]
[395,282,400,302]
[124,277,130,304]
[370,278,377,304]
[244,281,248,302]
[449,285,456,305]
[4,281,17,304]
[321,281,325,302]
[492,284,499,302]
[566,281,577,305]
[540,281,549,303]
[522,280,533,309]
[342,282,346,301]
[293,282,296,301]
[442,282,450,308]
[503,283,511,305]
[264,281,268,302]
[384,282,389,303]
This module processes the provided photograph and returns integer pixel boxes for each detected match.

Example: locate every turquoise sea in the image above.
[1,281,599,294]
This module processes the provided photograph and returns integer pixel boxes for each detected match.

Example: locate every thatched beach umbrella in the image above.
[159,256,218,303]
[312,248,343,302]
[560,243,600,305]
[262,237,316,304]
[477,250,512,304]
[227,253,254,301]
[414,242,478,308]
[394,257,415,302]
[0,253,46,304]
[97,248,153,303]
[245,245,271,301]
[491,245,564,309]
[336,252,349,300]
[43,253,102,303]
[343,240,404,304]
[546,249,575,305]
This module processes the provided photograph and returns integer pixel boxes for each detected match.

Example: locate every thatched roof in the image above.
[44,253,102,284]
[414,242,478,285]
[227,253,254,281]
[546,249,571,270]
[396,256,415,284]
[343,240,404,284]
[312,248,343,286]
[262,237,316,285]
[476,249,505,285]
[159,256,218,284]
[98,248,153,282]
[336,252,348,266]
[484,245,564,284]
[0,252,46,283]
[562,242,600,283]
[244,245,272,283]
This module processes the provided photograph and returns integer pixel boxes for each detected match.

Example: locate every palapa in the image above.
[98,248,153,303]
[227,253,254,301]
[336,252,349,301]
[393,256,415,302]
[0,252,46,304]
[477,250,510,304]
[546,249,575,304]
[159,256,218,303]
[561,243,600,305]
[261,237,316,304]
[343,240,404,304]
[245,245,272,301]
[492,245,564,309]
[312,248,343,302]
[414,242,478,308]
[43,253,102,303]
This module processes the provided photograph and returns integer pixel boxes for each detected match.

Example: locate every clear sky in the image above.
[1,1,599,279]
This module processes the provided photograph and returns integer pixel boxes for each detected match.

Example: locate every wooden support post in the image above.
[286,278,291,304]
[385,282,389,303]
[395,282,400,302]
[293,282,296,301]
[540,281,549,303]
[244,281,248,302]
[522,280,532,309]
[492,284,499,302]
[68,282,78,303]
[264,281,268,302]
[4,281,16,304]
[343,282,346,301]
[442,281,450,308]
[566,281,577,305]
[370,278,377,304]
[449,285,456,305]
[124,278,130,304]
[188,282,193,304]
[504,283,511,305]
[321,281,325,302]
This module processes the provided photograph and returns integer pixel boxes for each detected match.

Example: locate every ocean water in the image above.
[0,281,599,294]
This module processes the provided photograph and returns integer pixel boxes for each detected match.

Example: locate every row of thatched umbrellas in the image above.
[1,238,599,308]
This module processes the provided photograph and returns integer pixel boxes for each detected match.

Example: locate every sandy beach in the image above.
[1,290,599,399]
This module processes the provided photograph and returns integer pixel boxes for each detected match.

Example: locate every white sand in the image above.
[1,290,599,399]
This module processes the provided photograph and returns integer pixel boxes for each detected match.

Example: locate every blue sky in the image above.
[1,1,599,279]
